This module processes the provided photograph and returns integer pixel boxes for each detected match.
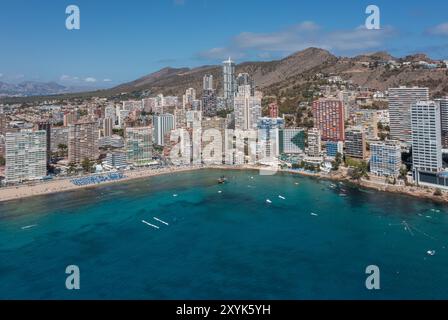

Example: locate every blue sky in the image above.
[1,0,448,87]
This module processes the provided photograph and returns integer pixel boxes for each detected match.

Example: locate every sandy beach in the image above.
[1,164,448,204]
[0,165,204,203]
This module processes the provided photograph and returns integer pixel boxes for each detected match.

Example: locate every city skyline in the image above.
[2,0,448,86]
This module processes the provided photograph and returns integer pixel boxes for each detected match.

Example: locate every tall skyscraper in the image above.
[345,127,366,159]
[370,141,402,177]
[38,122,51,166]
[125,127,152,166]
[389,86,429,143]
[203,74,214,90]
[223,57,236,103]
[234,85,262,131]
[5,130,47,183]
[411,101,442,174]
[68,122,98,164]
[436,97,448,148]
[312,98,345,142]
[153,114,175,146]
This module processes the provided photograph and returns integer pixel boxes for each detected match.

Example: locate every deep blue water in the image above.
[0,169,448,300]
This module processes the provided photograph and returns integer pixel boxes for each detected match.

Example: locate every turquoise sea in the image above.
[0,169,447,299]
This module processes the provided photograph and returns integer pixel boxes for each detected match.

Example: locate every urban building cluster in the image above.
[1,58,448,192]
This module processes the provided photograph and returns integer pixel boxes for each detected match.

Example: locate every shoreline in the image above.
[1,165,448,204]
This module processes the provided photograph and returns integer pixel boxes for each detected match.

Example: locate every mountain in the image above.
[112,47,448,99]
[0,81,105,97]
[2,47,448,103]
[112,48,337,97]
[0,81,66,97]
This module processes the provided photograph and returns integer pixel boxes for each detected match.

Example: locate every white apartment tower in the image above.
[411,101,442,173]
[5,130,47,183]
[203,74,213,90]
[234,85,262,131]
[153,114,175,146]
[223,57,236,103]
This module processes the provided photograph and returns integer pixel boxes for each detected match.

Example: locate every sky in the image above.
[1,0,448,87]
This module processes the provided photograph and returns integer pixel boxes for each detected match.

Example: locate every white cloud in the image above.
[427,23,448,36]
[197,21,396,60]
[103,78,112,82]
[0,73,3,78]
[84,77,97,83]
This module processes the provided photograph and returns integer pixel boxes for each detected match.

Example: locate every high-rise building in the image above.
[68,122,98,164]
[202,89,217,117]
[279,128,305,154]
[234,85,262,131]
[153,114,174,146]
[389,86,429,143]
[370,141,402,177]
[223,57,236,104]
[5,130,47,183]
[411,101,442,174]
[104,105,117,124]
[312,98,345,142]
[307,128,321,157]
[203,74,214,90]
[103,117,113,137]
[183,88,196,109]
[436,98,448,148]
[345,127,366,159]
[126,127,152,166]
[38,122,51,166]
[269,103,279,118]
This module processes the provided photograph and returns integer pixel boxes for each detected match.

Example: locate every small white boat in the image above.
[153,217,169,226]
[218,190,222,194]
[266,199,272,204]
[278,195,286,200]
[173,194,178,197]
[21,224,37,230]
[295,182,299,185]
[311,213,318,216]
[142,220,159,229]
[427,250,436,256]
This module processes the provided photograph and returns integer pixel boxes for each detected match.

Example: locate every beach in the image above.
[1,164,448,204]
[0,165,204,203]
